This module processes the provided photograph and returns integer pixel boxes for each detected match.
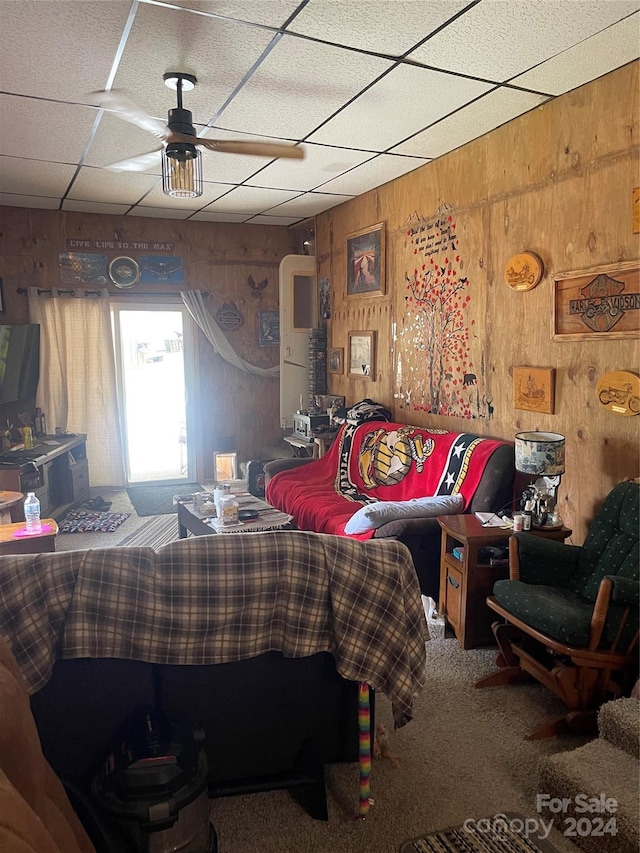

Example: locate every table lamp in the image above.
[514,431,565,525]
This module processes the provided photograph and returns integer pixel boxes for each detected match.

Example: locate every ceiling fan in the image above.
[96,72,304,198]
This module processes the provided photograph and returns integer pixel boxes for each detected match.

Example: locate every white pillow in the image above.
[344,493,464,534]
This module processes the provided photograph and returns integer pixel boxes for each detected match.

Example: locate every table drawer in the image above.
[71,460,89,502]
[443,559,463,631]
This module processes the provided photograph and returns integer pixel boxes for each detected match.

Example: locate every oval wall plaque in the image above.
[596,370,640,416]
[504,252,544,291]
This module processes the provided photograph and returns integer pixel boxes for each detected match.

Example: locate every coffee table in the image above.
[176,491,293,538]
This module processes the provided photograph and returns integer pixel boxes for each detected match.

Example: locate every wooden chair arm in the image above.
[508,535,520,580]
[588,577,613,651]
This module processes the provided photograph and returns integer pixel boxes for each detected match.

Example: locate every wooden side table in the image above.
[0,518,58,555]
[0,491,25,524]
[438,514,572,650]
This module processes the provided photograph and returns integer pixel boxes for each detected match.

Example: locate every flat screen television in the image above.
[0,324,41,403]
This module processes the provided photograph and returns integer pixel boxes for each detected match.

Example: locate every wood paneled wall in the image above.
[0,208,296,479]
[319,61,639,544]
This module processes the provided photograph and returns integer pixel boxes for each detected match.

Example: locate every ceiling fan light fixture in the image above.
[162,143,203,198]
[163,72,196,92]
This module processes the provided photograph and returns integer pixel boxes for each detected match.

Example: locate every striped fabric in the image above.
[0,530,427,728]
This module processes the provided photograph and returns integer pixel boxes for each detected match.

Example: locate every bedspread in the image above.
[0,530,427,728]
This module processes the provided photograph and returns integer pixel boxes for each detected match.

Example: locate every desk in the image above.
[0,518,58,555]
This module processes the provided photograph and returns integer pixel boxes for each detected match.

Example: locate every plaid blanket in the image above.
[0,531,427,728]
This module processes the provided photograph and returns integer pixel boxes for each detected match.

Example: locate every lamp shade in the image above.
[515,431,565,476]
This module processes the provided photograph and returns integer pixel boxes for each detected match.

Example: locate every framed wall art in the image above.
[0,278,4,314]
[329,347,344,374]
[513,366,556,414]
[258,310,279,346]
[348,331,376,380]
[553,261,639,340]
[346,222,385,297]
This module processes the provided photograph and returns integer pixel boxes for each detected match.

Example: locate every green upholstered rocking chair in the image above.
[476,480,639,739]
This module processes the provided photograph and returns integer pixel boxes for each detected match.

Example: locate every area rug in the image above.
[399,813,559,853]
[126,483,203,517]
[58,510,131,534]
[117,514,179,548]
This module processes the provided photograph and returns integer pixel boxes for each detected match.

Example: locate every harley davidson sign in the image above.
[553,263,639,340]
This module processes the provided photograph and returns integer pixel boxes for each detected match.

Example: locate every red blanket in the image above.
[267,422,510,538]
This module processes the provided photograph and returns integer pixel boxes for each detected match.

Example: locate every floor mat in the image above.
[59,510,131,533]
[126,483,203,517]
[117,515,179,548]
[399,813,559,853]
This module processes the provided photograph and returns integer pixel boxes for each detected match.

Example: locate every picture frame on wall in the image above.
[0,278,4,314]
[552,260,639,341]
[346,222,385,297]
[329,347,344,374]
[348,331,376,380]
[513,366,556,414]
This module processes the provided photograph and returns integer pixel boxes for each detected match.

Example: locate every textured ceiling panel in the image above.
[308,64,492,150]
[202,185,301,213]
[188,210,251,222]
[0,1,132,100]
[0,158,76,196]
[315,153,428,196]
[247,213,305,226]
[62,199,132,215]
[111,3,277,125]
[127,205,194,219]
[408,0,640,83]
[245,143,372,191]
[214,33,393,138]
[147,0,301,29]
[265,191,354,217]
[511,15,640,96]
[138,181,235,209]
[67,167,159,204]
[391,88,549,159]
[0,96,96,163]
[290,0,470,56]
[0,192,60,210]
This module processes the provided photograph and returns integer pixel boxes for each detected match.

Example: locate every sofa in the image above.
[0,531,427,841]
[265,421,515,599]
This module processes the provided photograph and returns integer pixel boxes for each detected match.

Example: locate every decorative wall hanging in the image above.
[553,261,639,340]
[139,255,184,284]
[504,251,543,291]
[513,367,556,414]
[346,223,385,297]
[258,310,279,346]
[0,278,4,313]
[108,256,140,289]
[399,207,487,419]
[348,331,376,380]
[59,253,109,285]
[633,187,640,234]
[329,347,344,374]
[248,274,268,295]
[319,277,331,321]
[596,370,640,416]
[216,302,244,331]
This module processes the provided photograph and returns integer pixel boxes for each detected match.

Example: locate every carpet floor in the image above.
[126,483,203,517]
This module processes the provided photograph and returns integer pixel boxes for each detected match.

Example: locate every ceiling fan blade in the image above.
[170,132,304,160]
[104,148,164,172]
[95,90,169,141]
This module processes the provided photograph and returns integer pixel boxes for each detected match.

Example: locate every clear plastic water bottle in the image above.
[24,492,41,534]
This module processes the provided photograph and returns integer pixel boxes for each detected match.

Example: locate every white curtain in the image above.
[28,289,126,488]
[181,289,279,378]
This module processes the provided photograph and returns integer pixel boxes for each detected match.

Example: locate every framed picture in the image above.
[0,278,4,314]
[346,222,385,297]
[513,367,556,414]
[553,261,639,340]
[348,331,376,380]
[329,347,344,374]
[258,310,279,346]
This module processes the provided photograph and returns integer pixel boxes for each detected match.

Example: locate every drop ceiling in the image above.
[0,0,638,225]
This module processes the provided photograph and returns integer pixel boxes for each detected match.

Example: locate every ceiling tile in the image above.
[290,0,470,56]
[316,154,428,195]
[408,0,640,83]
[308,64,492,150]
[0,1,132,100]
[510,14,640,96]
[67,166,160,205]
[142,0,301,29]
[247,214,305,226]
[391,88,549,159]
[244,143,372,191]
[62,199,132,215]
[0,157,76,197]
[214,32,393,138]
[138,182,235,210]
[189,211,251,222]
[127,206,194,219]
[0,193,59,210]
[202,185,301,214]
[264,191,354,217]
[0,96,97,163]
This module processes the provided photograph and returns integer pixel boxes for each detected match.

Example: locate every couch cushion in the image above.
[344,494,463,534]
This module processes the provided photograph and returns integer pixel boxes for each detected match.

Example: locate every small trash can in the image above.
[92,712,217,853]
